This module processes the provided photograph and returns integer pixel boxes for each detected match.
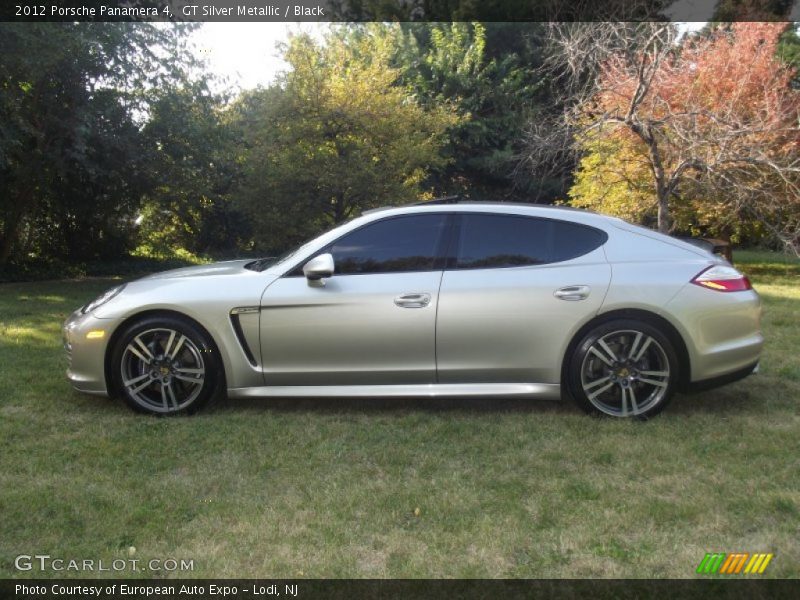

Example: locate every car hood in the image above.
[137,259,256,281]
[92,259,279,319]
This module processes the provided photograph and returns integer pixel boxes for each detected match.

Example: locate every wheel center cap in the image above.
[160,366,170,376]
[618,367,630,377]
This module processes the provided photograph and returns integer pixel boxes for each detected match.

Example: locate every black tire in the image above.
[567,319,679,419]
[110,315,225,415]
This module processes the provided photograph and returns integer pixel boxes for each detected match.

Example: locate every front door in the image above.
[259,214,449,386]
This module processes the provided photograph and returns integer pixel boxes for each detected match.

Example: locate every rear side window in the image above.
[453,214,606,269]
[328,214,448,275]
[552,220,608,262]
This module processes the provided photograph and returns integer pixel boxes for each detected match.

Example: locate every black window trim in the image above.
[282,212,458,278]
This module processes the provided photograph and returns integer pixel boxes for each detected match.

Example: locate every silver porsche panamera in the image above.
[63,203,762,418]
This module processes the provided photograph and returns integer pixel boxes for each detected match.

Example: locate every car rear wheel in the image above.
[110,315,223,415]
[568,319,678,418]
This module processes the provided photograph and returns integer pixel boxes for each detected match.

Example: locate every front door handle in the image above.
[554,285,590,301]
[394,292,431,308]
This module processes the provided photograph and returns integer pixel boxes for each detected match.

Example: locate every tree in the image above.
[568,131,657,227]
[778,23,800,88]
[520,23,663,205]
[0,23,198,267]
[139,82,247,258]
[233,28,457,253]
[528,22,800,253]
[387,22,547,199]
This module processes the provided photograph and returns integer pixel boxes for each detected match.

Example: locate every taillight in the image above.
[691,265,752,292]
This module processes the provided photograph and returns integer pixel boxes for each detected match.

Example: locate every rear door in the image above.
[436,213,611,384]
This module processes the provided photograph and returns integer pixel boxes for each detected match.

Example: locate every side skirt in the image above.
[227,382,562,400]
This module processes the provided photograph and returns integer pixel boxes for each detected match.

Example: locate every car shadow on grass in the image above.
[670,382,779,417]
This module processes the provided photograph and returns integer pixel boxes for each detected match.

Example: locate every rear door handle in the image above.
[394,292,431,308]
[554,285,590,301]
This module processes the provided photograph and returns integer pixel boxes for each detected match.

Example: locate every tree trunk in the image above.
[0,187,35,266]
[0,210,23,266]
[643,131,670,233]
[656,187,670,234]
[332,193,347,223]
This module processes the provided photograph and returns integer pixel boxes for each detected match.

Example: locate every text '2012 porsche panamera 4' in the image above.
[63,203,762,418]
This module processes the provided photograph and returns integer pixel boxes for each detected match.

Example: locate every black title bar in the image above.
[2,0,799,22]
[4,579,800,600]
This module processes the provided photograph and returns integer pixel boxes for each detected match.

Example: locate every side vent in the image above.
[230,307,259,366]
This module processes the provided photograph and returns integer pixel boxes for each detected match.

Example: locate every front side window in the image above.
[454,214,607,269]
[327,214,449,275]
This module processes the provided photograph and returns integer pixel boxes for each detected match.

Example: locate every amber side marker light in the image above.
[86,330,106,340]
[691,265,752,292]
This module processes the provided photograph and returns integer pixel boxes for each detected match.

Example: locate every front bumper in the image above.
[62,308,121,396]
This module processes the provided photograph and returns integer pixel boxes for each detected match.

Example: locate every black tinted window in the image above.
[455,214,606,269]
[328,214,448,275]
[552,220,607,262]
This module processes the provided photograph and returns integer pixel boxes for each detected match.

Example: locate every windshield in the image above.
[244,243,307,272]
[244,219,356,272]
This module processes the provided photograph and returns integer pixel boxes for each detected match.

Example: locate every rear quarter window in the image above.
[551,220,608,262]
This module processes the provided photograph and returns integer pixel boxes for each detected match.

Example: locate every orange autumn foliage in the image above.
[571,23,800,248]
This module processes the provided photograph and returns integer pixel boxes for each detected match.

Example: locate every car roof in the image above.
[366,200,593,213]
[362,201,616,228]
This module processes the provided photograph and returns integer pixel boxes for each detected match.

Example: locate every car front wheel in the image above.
[568,319,678,418]
[110,315,223,415]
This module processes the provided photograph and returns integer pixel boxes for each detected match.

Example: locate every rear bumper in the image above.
[686,361,759,393]
[664,286,763,383]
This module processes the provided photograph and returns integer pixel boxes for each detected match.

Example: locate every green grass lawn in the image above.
[0,251,798,579]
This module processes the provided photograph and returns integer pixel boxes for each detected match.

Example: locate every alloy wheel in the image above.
[579,329,670,417]
[120,328,206,413]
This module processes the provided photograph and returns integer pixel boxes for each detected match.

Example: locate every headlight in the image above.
[82,284,126,314]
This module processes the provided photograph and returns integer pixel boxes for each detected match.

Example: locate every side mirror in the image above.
[303,253,334,282]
